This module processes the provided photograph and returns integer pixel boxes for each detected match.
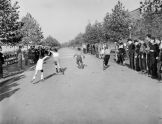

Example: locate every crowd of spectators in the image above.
[115,34,162,80]
[0,45,51,79]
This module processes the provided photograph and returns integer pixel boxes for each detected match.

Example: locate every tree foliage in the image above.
[84,21,104,44]
[67,1,131,47]
[66,33,84,47]
[0,0,23,45]
[133,0,162,39]
[21,13,43,46]
[103,1,130,41]
[41,35,60,47]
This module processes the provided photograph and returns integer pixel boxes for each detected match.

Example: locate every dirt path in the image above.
[0,48,161,124]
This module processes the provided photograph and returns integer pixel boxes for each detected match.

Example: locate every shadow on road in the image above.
[45,73,56,80]
[62,67,67,73]
[34,67,67,84]
[0,75,25,102]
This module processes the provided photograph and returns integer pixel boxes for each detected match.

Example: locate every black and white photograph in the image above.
[0,0,162,124]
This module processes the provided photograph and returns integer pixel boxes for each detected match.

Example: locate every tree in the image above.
[134,0,162,39]
[70,1,131,45]
[66,33,84,47]
[21,13,43,46]
[103,1,131,42]
[94,21,104,43]
[83,22,104,44]
[43,35,60,47]
[0,0,23,45]
[83,23,93,43]
[103,13,112,41]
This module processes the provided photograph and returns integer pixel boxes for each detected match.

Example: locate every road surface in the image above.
[0,48,161,124]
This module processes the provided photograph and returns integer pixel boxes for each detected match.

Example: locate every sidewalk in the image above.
[0,64,35,85]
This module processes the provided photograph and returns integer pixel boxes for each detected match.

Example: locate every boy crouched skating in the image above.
[74,48,85,69]
[31,55,49,83]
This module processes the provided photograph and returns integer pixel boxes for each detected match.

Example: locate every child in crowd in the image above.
[74,48,85,69]
[31,54,49,83]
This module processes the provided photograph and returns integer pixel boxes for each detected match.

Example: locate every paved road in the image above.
[0,48,161,124]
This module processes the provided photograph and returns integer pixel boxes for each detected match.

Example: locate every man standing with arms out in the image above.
[0,46,4,79]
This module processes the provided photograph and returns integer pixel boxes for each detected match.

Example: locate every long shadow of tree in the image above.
[0,75,25,102]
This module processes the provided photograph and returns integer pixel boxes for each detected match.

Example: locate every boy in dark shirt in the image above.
[74,48,85,69]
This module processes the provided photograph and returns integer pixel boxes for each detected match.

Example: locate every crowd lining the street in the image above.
[115,34,162,80]
[81,34,162,80]
[1,33,162,81]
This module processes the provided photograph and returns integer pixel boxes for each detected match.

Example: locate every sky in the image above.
[16,0,141,43]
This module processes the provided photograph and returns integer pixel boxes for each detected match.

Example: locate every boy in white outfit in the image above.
[31,55,49,83]
[50,48,62,73]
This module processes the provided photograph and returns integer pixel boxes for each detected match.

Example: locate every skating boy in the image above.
[74,48,85,68]
[31,55,49,83]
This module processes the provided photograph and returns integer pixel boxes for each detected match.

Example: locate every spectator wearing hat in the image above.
[28,46,34,64]
[148,37,158,78]
[153,38,160,78]
[117,42,125,65]
[0,46,4,78]
[157,39,162,80]
[17,45,24,70]
[34,46,39,64]
[134,40,141,71]
[128,39,135,69]
[145,34,152,76]
[139,40,147,73]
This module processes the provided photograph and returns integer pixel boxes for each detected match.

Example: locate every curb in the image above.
[0,64,36,84]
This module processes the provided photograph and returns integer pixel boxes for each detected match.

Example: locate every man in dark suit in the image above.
[0,46,4,78]
[134,40,141,71]
[128,39,135,69]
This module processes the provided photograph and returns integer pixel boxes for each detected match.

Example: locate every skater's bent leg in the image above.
[41,70,44,80]
[54,62,59,73]
[32,70,38,81]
